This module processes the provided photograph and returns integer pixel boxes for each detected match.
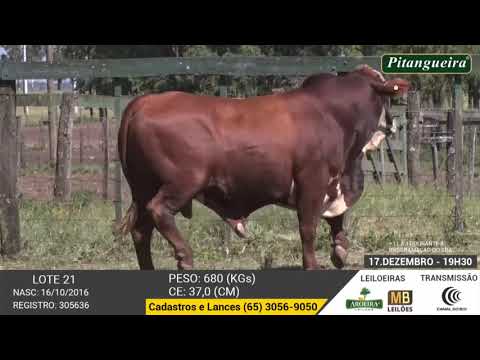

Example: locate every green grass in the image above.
[1,184,479,270]
[352,184,479,251]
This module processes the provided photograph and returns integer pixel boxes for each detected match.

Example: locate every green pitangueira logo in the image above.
[346,288,383,310]
[382,54,472,74]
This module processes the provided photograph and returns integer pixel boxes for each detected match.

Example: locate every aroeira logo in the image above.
[346,288,383,310]
[382,54,472,74]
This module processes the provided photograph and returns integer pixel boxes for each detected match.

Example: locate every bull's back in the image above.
[123,91,298,160]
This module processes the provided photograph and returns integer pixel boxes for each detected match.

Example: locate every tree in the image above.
[360,288,370,300]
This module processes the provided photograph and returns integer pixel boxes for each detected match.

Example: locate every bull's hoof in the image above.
[177,261,194,271]
[226,218,247,238]
[303,263,322,271]
[234,222,247,238]
[330,245,348,269]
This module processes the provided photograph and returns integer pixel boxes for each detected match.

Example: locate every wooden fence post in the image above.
[453,76,464,232]
[431,142,439,188]
[468,126,476,194]
[47,94,57,167]
[17,115,26,170]
[219,86,228,98]
[407,91,421,186]
[114,85,123,226]
[90,86,96,119]
[0,80,21,255]
[54,92,75,201]
[39,116,46,151]
[446,111,455,193]
[47,45,57,167]
[79,107,84,164]
[401,115,408,181]
[101,107,109,200]
[380,142,385,184]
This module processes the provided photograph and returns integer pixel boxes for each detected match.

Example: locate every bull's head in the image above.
[356,65,410,154]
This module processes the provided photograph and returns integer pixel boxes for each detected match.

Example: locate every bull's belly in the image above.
[194,180,290,220]
[195,179,349,220]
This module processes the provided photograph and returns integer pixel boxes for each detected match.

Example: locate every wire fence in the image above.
[18,106,125,185]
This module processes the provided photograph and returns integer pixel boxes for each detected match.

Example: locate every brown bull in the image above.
[116,65,410,270]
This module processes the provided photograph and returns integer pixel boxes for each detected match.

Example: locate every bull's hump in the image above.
[138,91,185,104]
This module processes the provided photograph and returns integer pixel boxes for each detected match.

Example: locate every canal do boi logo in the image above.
[346,288,383,310]
[382,54,472,74]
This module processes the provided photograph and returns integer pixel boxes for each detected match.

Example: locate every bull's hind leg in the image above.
[325,214,348,269]
[131,209,155,270]
[146,183,200,270]
[295,166,329,270]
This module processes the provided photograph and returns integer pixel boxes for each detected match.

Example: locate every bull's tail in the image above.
[118,97,140,183]
[113,202,138,238]
[114,96,144,238]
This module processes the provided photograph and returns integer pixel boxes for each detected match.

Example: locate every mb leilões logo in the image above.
[346,288,383,310]
[387,290,413,313]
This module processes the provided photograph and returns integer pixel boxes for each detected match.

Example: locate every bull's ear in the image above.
[371,78,410,96]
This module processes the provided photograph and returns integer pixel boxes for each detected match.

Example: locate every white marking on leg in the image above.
[323,175,341,205]
[290,181,295,197]
[322,184,349,218]
[328,175,340,186]
[236,222,246,237]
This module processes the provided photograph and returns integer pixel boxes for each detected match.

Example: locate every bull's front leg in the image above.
[324,154,364,269]
[325,214,348,269]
